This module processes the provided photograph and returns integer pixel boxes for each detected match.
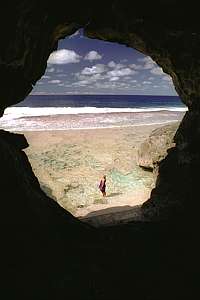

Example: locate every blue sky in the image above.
[32,29,177,95]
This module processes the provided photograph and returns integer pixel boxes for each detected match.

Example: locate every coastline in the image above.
[0,110,185,132]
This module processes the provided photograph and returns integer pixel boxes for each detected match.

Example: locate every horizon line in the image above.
[30,93,179,97]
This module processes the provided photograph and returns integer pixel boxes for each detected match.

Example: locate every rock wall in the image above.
[1,130,196,299]
[143,110,200,220]
[137,122,179,172]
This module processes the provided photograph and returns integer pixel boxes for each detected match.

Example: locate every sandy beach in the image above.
[22,123,168,220]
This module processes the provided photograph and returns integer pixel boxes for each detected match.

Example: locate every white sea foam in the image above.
[1,106,187,120]
[1,120,180,132]
[0,105,186,132]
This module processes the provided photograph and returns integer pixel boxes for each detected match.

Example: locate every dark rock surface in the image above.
[137,122,179,171]
[0,130,197,299]
[0,1,199,298]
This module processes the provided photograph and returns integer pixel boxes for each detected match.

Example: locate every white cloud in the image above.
[136,83,142,88]
[48,79,61,84]
[108,61,116,68]
[129,57,156,70]
[93,81,132,90]
[55,68,64,73]
[57,74,67,77]
[74,73,87,80]
[107,68,136,77]
[42,75,50,79]
[129,63,140,69]
[84,50,102,61]
[31,92,47,95]
[81,64,106,75]
[138,57,156,69]
[108,61,124,69]
[76,65,137,86]
[142,81,152,85]
[48,49,81,64]
[73,80,90,86]
[162,75,172,82]
[109,76,119,81]
[73,72,106,86]
[150,67,164,75]
[90,73,105,81]
[47,67,55,73]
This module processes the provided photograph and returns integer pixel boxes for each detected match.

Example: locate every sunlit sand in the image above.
[22,124,166,222]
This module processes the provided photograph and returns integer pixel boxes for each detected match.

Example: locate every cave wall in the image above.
[0,129,196,299]
[0,0,200,220]
[0,1,199,298]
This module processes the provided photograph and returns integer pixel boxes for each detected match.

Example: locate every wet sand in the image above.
[22,124,171,219]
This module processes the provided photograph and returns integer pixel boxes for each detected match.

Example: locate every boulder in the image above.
[137,122,179,172]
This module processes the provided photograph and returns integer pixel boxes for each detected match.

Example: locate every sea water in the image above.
[0,94,187,131]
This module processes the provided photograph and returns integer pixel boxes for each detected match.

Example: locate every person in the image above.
[99,175,106,197]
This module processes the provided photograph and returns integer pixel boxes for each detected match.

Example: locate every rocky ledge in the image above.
[137,122,179,173]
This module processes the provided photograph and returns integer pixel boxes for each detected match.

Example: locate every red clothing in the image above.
[99,179,106,192]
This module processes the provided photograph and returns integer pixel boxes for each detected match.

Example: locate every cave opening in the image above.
[0,28,187,226]
[1,3,199,298]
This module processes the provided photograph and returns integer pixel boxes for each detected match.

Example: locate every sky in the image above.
[32,29,177,96]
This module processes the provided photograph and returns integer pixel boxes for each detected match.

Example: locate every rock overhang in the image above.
[0,0,200,220]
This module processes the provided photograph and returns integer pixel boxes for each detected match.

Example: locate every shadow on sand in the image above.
[79,204,145,227]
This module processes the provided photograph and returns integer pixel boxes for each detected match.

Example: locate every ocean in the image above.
[0,94,187,131]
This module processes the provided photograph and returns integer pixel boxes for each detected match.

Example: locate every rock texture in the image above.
[0,130,97,298]
[0,130,196,300]
[0,1,199,298]
[143,111,200,220]
[137,122,179,171]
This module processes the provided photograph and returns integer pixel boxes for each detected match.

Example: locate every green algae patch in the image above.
[108,167,154,193]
